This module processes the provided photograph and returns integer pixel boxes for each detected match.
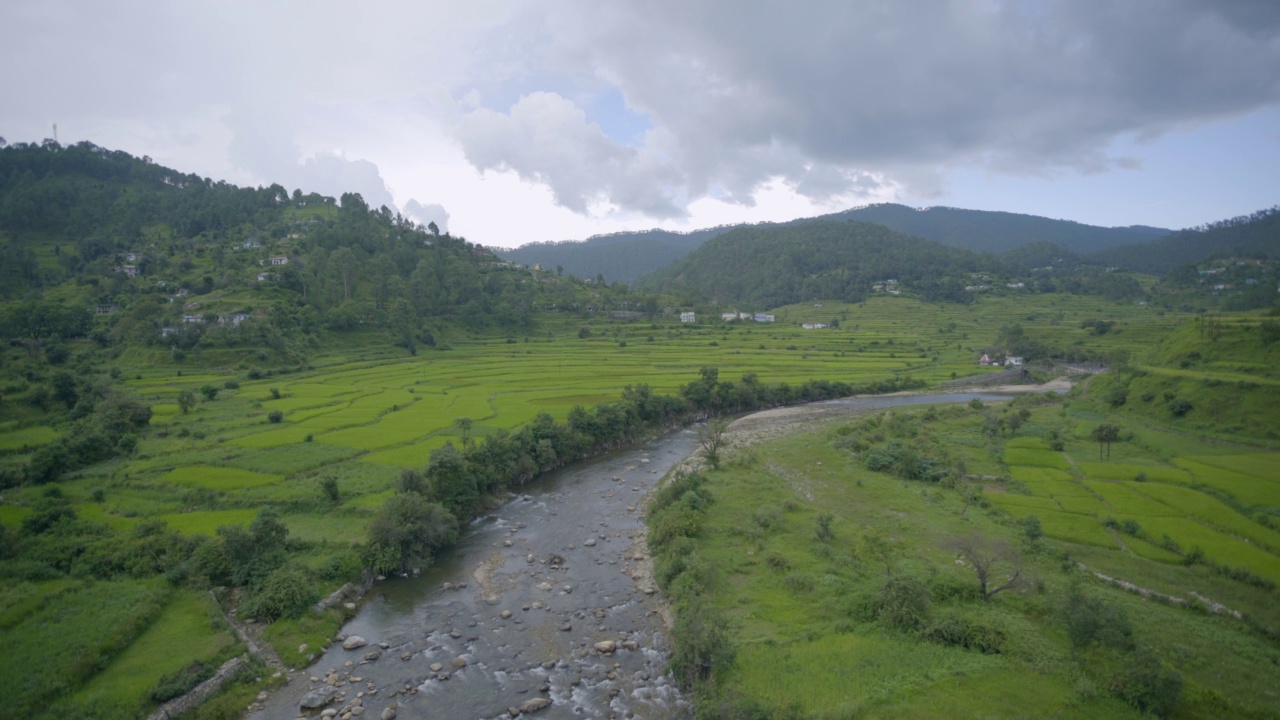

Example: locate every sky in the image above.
[2,0,1279,248]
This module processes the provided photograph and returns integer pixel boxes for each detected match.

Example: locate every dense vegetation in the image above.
[641,221,997,306]
[1089,206,1280,276]
[497,226,728,285]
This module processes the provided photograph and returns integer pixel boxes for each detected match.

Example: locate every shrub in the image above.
[1167,398,1193,417]
[199,385,218,401]
[269,387,281,399]
[922,614,1007,654]
[1060,585,1133,651]
[320,476,340,503]
[875,575,932,632]
[267,410,284,423]
[150,662,215,703]
[1023,515,1044,543]
[241,564,318,621]
[223,379,240,390]
[1109,649,1183,718]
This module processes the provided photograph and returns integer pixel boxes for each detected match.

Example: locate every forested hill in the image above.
[638,221,991,307]
[819,203,1169,255]
[497,202,1169,284]
[496,226,731,284]
[0,140,640,360]
[1085,206,1280,275]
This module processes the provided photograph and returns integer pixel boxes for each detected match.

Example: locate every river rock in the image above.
[501,610,513,619]
[594,640,617,654]
[342,636,368,650]
[520,697,553,713]
[451,656,468,668]
[321,709,338,718]
[430,663,443,672]
[364,650,380,661]
[583,538,596,546]
[301,686,339,709]
[381,707,397,720]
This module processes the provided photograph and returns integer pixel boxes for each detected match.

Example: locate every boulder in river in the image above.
[594,640,617,654]
[520,697,553,713]
[300,686,338,709]
[342,636,368,650]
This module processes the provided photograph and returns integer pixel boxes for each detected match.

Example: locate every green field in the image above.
[647,397,1280,718]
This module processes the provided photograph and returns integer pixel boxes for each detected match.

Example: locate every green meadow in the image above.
[649,391,1279,718]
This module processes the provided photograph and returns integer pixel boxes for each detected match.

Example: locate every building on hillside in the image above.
[241,238,261,250]
[269,256,289,266]
[979,353,993,366]
[160,327,178,338]
[754,313,775,323]
[95,304,117,315]
[124,252,144,263]
[1006,282,1025,289]
[220,313,251,326]
[1004,356,1024,367]
[801,323,829,330]
[175,288,189,298]
[680,312,696,323]
[257,272,270,282]
[182,315,205,324]
[118,265,139,278]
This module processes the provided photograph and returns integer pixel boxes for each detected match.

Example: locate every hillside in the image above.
[639,221,990,306]
[1088,206,1280,275]
[495,227,729,284]
[497,203,1171,284]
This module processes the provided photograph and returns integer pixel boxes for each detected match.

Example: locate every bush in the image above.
[149,662,216,703]
[267,410,284,423]
[670,600,735,689]
[1167,398,1193,417]
[1110,649,1183,718]
[200,385,218,401]
[223,379,240,390]
[1060,585,1133,651]
[241,564,318,621]
[875,575,932,632]
[922,614,1007,653]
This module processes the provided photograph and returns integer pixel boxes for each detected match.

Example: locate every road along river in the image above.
[251,387,1061,720]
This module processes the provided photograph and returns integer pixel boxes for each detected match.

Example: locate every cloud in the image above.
[404,199,450,232]
[452,0,1280,215]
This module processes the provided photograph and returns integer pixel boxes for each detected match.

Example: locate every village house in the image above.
[979,353,993,366]
[175,288,189,298]
[1004,356,1024,368]
[219,313,251,327]
[257,272,271,282]
[95,304,117,315]
[801,323,829,330]
[269,256,289,266]
[160,327,178,338]
[118,265,139,278]
[124,252,144,263]
[182,315,205,324]
[680,312,696,323]
[754,313,776,323]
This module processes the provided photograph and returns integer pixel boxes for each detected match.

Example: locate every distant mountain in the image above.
[638,221,991,307]
[1086,206,1280,275]
[497,203,1170,284]
[818,204,1169,256]
[496,227,730,284]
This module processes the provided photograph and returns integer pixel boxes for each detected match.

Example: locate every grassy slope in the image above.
[673,400,1279,718]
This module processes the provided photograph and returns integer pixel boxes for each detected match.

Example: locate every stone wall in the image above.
[145,655,245,720]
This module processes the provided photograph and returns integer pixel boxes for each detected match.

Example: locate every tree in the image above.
[199,384,218,401]
[453,416,474,448]
[320,476,340,503]
[697,417,729,469]
[947,533,1027,602]
[366,493,457,574]
[1090,423,1121,460]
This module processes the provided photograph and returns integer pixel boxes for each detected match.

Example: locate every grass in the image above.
[55,591,237,719]
[0,579,171,717]
[1004,447,1069,470]
[0,425,59,450]
[159,509,258,536]
[1176,457,1280,508]
[158,465,284,491]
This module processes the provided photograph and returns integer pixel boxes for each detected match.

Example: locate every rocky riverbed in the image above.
[249,428,703,720]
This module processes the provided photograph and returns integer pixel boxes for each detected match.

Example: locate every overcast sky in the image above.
[4,0,1279,247]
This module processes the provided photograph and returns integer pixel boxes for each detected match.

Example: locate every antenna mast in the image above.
[52,123,58,143]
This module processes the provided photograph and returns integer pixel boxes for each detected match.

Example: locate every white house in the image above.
[241,238,261,250]
[754,313,776,323]
[118,265,139,278]
[182,315,205,324]
[257,272,270,282]
[1004,356,1024,367]
[269,256,289,266]
[680,312,696,323]
[801,323,829,330]
[124,252,143,263]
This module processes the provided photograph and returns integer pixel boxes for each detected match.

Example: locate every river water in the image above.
[250,390,1030,720]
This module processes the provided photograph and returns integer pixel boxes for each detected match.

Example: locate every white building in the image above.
[1004,356,1024,367]
[754,313,776,323]
[680,312,696,323]
[269,256,289,266]
[801,323,829,330]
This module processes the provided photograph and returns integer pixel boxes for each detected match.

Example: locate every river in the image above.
[250,389,1047,720]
